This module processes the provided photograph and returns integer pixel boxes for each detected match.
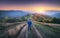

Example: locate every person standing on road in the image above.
[27,19,32,31]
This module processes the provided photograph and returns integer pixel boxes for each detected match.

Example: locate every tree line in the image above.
[33,16,60,24]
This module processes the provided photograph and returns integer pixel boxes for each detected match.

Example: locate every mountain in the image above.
[45,10,60,18]
[51,13,60,18]
[0,10,30,19]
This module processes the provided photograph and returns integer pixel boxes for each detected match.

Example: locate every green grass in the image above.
[0,25,6,34]
[34,23,60,38]
[28,29,37,38]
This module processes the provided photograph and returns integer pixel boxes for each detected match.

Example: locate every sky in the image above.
[0,0,60,14]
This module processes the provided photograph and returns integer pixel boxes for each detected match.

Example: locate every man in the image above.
[27,19,32,31]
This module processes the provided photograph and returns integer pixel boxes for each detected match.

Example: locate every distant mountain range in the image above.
[0,10,30,19]
[0,10,60,19]
[51,13,60,18]
[45,10,60,18]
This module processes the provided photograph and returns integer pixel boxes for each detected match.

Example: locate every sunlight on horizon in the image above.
[0,3,60,14]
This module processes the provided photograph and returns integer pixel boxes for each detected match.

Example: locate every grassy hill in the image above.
[32,14,60,24]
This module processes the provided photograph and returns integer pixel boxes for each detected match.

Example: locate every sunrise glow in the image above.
[0,3,60,14]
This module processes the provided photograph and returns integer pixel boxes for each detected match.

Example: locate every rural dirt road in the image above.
[17,24,44,38]
[1,22,44,38]
[1,22,60,38]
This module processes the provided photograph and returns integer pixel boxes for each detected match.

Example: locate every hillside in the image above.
[32,13,60,24]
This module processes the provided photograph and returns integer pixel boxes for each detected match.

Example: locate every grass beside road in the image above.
[0,23,21,38]
[28,30,37,38]
[0,25,6,34]
[34,23,60,38]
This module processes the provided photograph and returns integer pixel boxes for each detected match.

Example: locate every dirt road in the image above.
[0,22,48,38]
[17,24,44,38]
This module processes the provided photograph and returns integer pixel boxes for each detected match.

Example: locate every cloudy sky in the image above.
[0,0,60,14]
